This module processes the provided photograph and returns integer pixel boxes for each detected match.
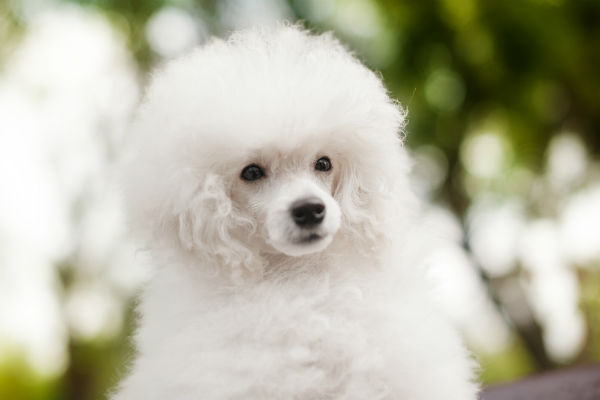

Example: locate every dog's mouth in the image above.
[298,233,323,244]
[267,230,334,257]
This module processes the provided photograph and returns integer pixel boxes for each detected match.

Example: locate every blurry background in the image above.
[1,0,599,399]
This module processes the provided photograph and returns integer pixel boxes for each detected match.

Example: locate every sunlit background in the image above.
[1,0,599,399]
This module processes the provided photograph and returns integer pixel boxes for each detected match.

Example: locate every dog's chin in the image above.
[267,233,334,257]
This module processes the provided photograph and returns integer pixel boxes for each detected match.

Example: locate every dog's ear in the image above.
[334,147,416,255]
[176,173,260,281]
[176,173,239,253]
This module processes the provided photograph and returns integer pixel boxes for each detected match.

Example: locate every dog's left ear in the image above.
[175,172,261,281]
[333,145,416,254]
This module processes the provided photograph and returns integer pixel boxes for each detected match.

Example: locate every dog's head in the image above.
[232,152,341,258]
[121,25,415,280]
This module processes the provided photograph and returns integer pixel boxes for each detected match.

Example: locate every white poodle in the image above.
[113,25,479,400]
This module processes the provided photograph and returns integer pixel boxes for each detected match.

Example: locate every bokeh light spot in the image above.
[424,68,466,113]
[146,6,204,58]
[461,132,511,179]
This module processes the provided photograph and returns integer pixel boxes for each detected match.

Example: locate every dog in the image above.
[113,24,479,400]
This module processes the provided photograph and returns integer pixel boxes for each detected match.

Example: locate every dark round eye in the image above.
[315,156,332,172]
[240,164,265,181]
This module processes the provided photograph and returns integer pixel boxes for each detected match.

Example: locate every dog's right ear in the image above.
[174,173,261,281]
[176,173,236,252]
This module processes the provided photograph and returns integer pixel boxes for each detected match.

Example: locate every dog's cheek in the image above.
[323,198,342,234]
[265,203,293,246]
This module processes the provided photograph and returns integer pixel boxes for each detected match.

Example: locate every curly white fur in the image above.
[113,24,479,400]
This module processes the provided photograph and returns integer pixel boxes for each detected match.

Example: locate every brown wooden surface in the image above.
[481,364,600,400]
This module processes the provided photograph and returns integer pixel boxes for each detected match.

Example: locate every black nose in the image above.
[290,197,326,228]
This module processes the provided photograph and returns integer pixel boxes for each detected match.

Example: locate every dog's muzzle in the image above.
[265,179,341,257]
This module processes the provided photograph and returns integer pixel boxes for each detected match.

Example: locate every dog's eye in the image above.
[314,156,332,172]
[240,164,265,181]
